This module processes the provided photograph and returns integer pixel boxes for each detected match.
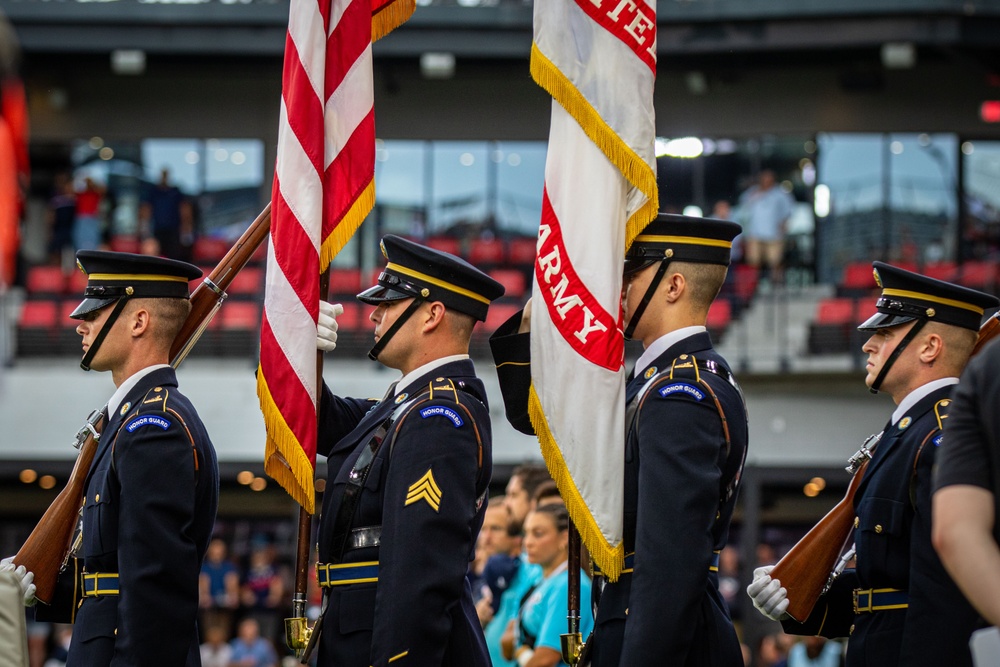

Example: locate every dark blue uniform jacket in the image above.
[782,384,982,667]
[316,359,492,667]
[56,366,219,667]
[491,315,748,667]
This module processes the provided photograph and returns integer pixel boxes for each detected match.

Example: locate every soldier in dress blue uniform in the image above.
[1,250,219,666]
[490,214,749,667]
[312,235,505,667]
[748,262,999,667]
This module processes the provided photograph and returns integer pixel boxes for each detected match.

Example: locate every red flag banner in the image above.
[258,0,414,512]
[528,0,658,580]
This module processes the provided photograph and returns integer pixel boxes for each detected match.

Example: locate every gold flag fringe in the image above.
[372,0,416,42]
[257,365,316,514]
[529,384,625,581]
[530,42,659,251]
[321,179,375,271]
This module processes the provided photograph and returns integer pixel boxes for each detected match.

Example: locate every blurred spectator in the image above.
[531,479,562,508]
[228,618,278,667]
[504,463,552,525]
[717,544,742,622]
[500,504,592,667]
[756,542,778,567]
[475,499,521,626]
[786,636,842,667]
[73,177,106,252]
[483,513,536,667]
[46,174,76,270]
[42,624,72,667]
[141,168,194,262]
[757,632,793,667]
[738,169,793,285]
[200,624,233,667]
[240,543,285,644]
[25,615,48,667]
[200,538,241,637]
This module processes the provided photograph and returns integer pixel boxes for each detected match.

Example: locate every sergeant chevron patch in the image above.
[405,469,442,512]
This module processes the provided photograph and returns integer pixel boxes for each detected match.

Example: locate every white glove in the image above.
[747,565,788,621]
[317,302,344,352]
[0,557,37,607]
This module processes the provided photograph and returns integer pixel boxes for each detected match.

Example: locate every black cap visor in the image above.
[623,255,659,277]
[70,297,117,320]
[356,284,411,306]
[857,311,917,331]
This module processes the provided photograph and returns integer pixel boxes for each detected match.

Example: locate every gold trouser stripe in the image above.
[633,235,733,249]
[87,273,189,283]
[386,263,490,305]
[881,288,985,314]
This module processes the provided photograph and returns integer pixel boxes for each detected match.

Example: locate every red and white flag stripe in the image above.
[258,0,414,513]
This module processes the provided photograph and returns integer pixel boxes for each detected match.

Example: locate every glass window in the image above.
[494,141,545,236]
[429,142,489,234]
[960,139,1000,261]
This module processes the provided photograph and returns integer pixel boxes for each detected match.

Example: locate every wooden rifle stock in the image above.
[14,204,272,605]
[772,309,1000,623]
[770,459,868,622]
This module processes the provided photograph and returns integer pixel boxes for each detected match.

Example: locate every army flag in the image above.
[528,0,658,579]
[258,0,415,512]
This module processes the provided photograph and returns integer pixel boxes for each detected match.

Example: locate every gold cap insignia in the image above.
[394,393,408,404]
[873,268,882,287]
[120,402,131,416]
[899,416,912,430]
[643,366,657,379]
[379,239,388,258]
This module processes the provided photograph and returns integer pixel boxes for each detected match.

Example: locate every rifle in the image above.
[771,310,1000,622]
[12,204,272,605]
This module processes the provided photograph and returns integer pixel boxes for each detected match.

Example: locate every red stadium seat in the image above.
[841,262,877,291]
[329,268,363,296]
[227,267,264,298]
[706,299,732,330]
[425,236,462,257]
[220,302,260,330]
[507,237,537,266]
[67,268,89,295]
[18,300,58,327]
[815,298,856,325]
[483,303,522,333]
[488,269,527,299]
[957,261,996,290]
[193,237,231,264]
[469,238,505,265]
[26,266,66,296]
[923,262,957,282]
[335,302,367,332]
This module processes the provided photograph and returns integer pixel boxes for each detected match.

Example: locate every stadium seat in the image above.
[706,299,732,339]
[25,266,66,296]
[956,261,996,291]
[482,303,522,334]
[840,261,877,294]
[193,237,231,264]
[67,268,89,295]
[923,261,957,282]
[507,237,537,266]
[335,302,366,332]
[329,268,363,296]
[16,301,59,356]
[226,267,264,299]
[217,302,260,357]
[731,264,759,306]
[815,298,856,325]
[488,269,527,299]
[469,238,506,266]
[425,236,462,257]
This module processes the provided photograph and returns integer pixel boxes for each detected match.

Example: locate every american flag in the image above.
[258,0,415,512]
[527,0,658,579]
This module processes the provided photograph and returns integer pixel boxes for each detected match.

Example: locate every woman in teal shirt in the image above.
[503,503,593,667]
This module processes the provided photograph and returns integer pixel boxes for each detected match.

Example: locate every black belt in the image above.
[347,525,381,550]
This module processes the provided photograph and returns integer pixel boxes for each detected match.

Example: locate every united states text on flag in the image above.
[528,0,658,580]
[257,0,415,513]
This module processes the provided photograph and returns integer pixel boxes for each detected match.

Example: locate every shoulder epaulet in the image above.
[428,377,460,403]
[136,385,171,414]
[933,397,951,431]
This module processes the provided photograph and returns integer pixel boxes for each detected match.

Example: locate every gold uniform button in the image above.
[625,608,629,616]
[854,517,859,528]
[849,624,855,635]
[114,628,118,636]
[875,524,883,534]
[95,494,100,502]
